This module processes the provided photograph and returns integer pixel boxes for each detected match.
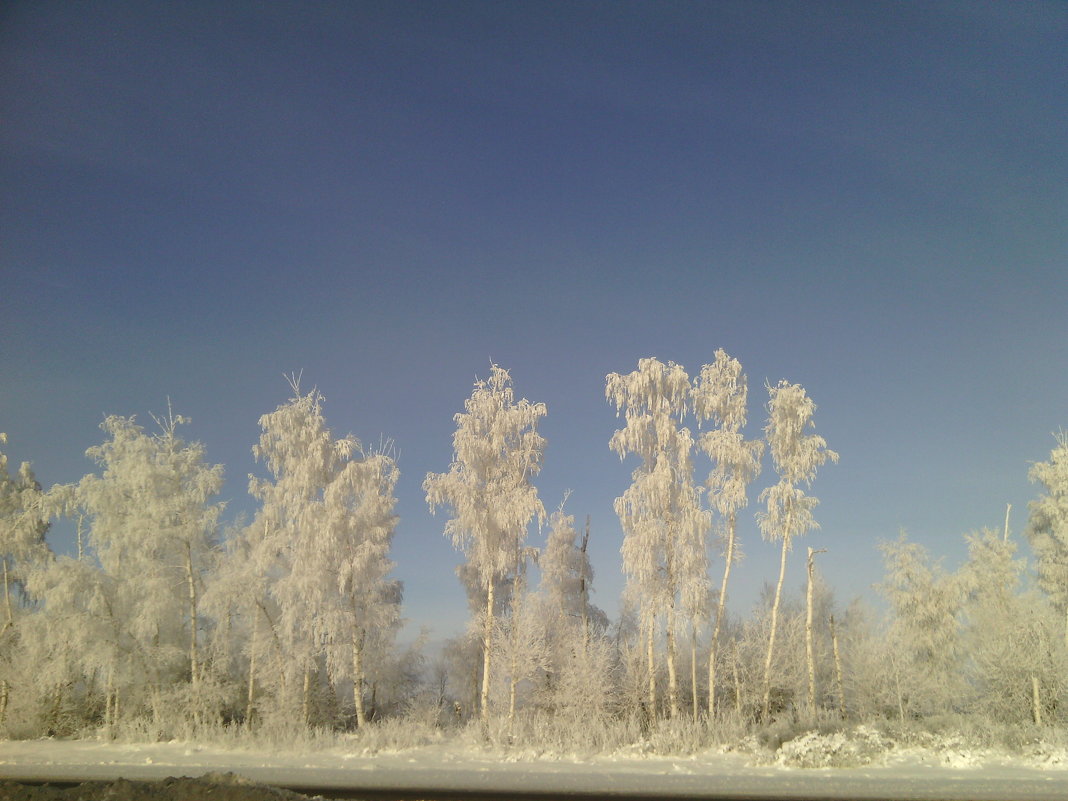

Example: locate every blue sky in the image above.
[2,1,1066,641]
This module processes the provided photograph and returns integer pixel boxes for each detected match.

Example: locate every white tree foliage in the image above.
[958,528,1061,725]
[878,533,963,721]
[607,358,708,719]
[1027,431,1068,646]
[424,365,546,721]
[0,434,51,730]
[692,350,763,717]
[536,502,611,723]
[244,379,401,728]
[757,380,837,718]
[0,434,50,631]
[35,412,224,726]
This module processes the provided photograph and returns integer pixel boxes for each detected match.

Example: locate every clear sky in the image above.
[2,1,1066,642]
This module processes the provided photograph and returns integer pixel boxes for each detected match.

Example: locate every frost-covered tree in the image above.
[878,533,962,721]
[1027,431,1068,647]
[607,358,708,718]
[0,434,51,729]
[36,410,224,726]
[536,502,611,722]
[692,350,763,717]
[244,378,401,728]
[958,528,1063,725]
[0,434,50,632]
[424,365,546,721]
[757,380,837,718]
[540,501,607,645]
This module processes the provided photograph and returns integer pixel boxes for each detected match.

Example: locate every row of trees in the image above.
[0,381,405,736]
[2,356,1067,743]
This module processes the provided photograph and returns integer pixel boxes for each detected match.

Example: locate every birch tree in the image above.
[0,435,51,729]
[757,380,837,718]
[1027,431,1068,647]
[607,358,708,719]
[246,378,401,727]
[39,411,224,724]
[424,365,546,721]
[0,435,50,633]
[692,350,763,717]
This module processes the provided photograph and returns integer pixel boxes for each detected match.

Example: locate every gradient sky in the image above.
[3,1,1066,643]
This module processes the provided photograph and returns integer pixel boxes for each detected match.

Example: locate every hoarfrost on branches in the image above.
[424,365,546,722]
[692,350,763,718]
[757,380,837,719]
[607,357,708,720]
[238,378,401,728]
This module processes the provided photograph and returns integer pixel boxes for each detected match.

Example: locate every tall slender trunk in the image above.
[508,562,524,729]
[184,543,199,686]
[0,679,8,730]
[829,614,846,718]
[805,547,825,715]
[708,511,737,718]
[246,613,258,725]
[2,558,13,631]
[645,610,656,722]
[105,668,115,729]
[690,626,698,722]
[666,598,678,718]
[302,665,312,726]
[1031,674,1042,726]
[731,648,742,717]
[762,530,791,719]
[481,580,495,720]
[353,628,367,728]
[581,516,591,650]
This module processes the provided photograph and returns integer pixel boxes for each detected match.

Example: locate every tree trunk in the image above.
[830,614,846,718]
[646,610,656,722]
[481,580,495,720]
[1031,674,1042,726]
[708,512,737,719]
[666,598,678,718]
[732,648,742,717]
[762,532,791,719]
[690,625,698,723]
[353,628,367,728]
[581,516,591,650]
[805,547,823,715]
[0,679,9,730]
[184,543,199,686]
[2,558,13,631]
[246,613,258,725]
[302,665,312,726]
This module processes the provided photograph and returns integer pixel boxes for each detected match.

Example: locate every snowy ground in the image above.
[2,733,1068,800]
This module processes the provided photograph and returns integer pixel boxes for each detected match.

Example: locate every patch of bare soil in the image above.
[0,772,322,801]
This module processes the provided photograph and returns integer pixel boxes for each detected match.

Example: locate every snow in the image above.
[2,735,1067,800]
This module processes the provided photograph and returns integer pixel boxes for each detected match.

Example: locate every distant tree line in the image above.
[1,354,1066,748]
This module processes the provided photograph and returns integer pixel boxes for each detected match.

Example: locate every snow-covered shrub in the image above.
[775,724,891,768]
